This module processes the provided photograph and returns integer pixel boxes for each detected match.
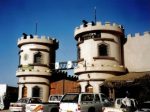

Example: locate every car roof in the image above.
[144,101,150,103]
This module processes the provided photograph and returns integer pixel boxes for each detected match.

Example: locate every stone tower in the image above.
[16,34,58,101]
[74,21,126,93]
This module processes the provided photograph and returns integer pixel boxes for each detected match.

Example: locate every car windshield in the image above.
[29,98,42,103]
[81,94,94,102]
[61,94,79,103]
[17,98,28,103]
[50,96,62,101]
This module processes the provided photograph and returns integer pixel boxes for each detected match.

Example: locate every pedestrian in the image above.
[121,91,133,112]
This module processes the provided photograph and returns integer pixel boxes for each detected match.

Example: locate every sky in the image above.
[0,0,150,87]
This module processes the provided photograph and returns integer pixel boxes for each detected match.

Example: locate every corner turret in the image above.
[74,21,124,40]
[16,33,59,102]
[74,21,126,93]
[18,34,59,49]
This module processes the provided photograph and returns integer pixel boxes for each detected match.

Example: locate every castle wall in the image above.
[50,80,79,95]
[124,32,150,72]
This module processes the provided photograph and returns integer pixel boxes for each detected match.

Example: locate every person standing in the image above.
[122,91,132,112]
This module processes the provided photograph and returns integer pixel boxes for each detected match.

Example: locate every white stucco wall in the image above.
[124,32,150,72]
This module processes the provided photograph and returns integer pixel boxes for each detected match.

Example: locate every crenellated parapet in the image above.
[127,31,150,38]
[74,21,124,38]
[18,34,59,49]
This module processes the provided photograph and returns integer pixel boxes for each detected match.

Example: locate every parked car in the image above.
[9,97,42,112]
[26,95,63,112]
[115,98,138,109]
[136,101,150,112]
[59,92,112,112]
[103,98,138,112]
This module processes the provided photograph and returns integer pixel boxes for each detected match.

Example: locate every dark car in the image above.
[137,101,150,112]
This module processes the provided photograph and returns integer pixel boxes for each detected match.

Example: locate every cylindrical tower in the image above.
[74,21,126,93]
[16,34,58,101]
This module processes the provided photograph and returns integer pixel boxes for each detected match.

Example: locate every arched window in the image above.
[22,86,27,98]
[32,86,40,97]
[98,43,109,56]
[85,83,93,93]
[34,52,43,64]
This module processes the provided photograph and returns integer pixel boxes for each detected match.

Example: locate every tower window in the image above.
[98,43,109,56]
[34,52,43,64]
[32,86,40,97]
[77,47,81,60]
[22,86,27,98]
[24,54,29,61]
[19,55,21,65]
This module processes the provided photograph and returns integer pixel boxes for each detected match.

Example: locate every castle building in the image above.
[16,34,58,101]
[74,21,126,93]
[15,20,150,101]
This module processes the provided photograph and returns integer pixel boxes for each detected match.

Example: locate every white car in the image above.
[103,98,139,112]
[9,97,42,112]
[59,93,112,112]
[26,95,63,112]
[115,98,138,109]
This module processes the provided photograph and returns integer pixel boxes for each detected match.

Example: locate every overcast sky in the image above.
[0,0,150,87]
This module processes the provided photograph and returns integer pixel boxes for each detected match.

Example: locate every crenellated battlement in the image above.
[74,21,124,37]
[127,31,150,39]
[18,34,59,48]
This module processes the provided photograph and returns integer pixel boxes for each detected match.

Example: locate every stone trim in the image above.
[18,42,58,49]
[30,48,49,53]
[93,56,116,61]
[29,64,50,68]
[17,75,50,78]
[78,79,105,82]
[94,38,117,43]
[75,70,123,75]
[18,82,49,86]
[18,64,50,68]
